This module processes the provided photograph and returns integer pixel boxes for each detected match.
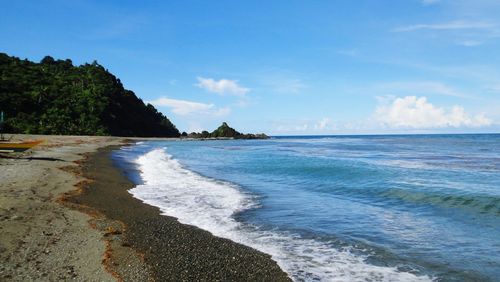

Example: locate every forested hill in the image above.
[0,53,180,137]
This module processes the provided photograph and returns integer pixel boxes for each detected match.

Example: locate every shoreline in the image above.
[73,145,290,281]
[0,135,290,281]
[0,135,126,281]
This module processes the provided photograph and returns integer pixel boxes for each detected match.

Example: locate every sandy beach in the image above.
[0,135,290,281]
[0,135,129,281]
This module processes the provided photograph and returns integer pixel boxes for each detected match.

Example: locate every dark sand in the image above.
[70,146,291,281]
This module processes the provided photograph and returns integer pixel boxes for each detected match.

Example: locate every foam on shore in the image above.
[129,148,432,281]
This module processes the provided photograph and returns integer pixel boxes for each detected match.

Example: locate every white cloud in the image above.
[295,123,309,131]
[272,118,339,134]
[148,97,230,117]
[375,96,492,128]
[196,77,250,96]
[315,118,335,131]
[393,20,496,32]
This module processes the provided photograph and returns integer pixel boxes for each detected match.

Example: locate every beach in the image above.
[0,135,290,281]
[0,135,125,281]
[121,136,499,281]
[2,135,498,281]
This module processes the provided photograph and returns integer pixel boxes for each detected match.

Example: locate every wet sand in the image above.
[0,135,290,281]
[72,146,290,281]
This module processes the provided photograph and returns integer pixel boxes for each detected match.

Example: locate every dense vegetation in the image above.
[0,53,179,137]
[185,122,268,139]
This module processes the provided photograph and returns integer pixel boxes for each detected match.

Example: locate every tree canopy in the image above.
[0,53,179,137]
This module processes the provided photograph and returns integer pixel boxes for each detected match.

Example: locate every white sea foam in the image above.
[129,148,432,281]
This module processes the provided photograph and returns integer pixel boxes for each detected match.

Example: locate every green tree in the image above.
[0,53,179,137]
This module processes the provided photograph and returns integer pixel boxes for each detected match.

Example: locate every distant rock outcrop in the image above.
[186,122,268,139]
[211,122,241,138]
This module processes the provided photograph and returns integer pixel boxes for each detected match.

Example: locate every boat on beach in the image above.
[0,140,43,153]
[0,110,43,153]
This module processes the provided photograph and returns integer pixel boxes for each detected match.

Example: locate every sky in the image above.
[1,0,499,135]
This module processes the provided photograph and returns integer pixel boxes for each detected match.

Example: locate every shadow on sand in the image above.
[0,155,67,162]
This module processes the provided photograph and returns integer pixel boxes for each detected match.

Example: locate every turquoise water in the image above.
[114,134,500,281]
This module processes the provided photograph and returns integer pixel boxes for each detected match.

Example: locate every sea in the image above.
[112,134,500,281]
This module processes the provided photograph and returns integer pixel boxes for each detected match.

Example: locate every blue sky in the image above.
[1,0,499,134]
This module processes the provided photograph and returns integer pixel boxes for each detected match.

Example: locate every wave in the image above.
[382,188,500,215]
[128,148,432,281]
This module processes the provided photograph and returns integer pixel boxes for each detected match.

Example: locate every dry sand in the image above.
[0,135,290,281]
[0,135,133,281]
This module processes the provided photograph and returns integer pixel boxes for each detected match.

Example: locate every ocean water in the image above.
[113,134,500,281]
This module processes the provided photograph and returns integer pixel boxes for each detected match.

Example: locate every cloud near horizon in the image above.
[196,77,250,96]
[375,96,492,129]
[314,118,335,131]
[148,97,230,117]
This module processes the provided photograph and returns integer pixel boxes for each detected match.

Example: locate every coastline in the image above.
[0,135,290,281]
[0,135,126,281]
[74,145,290,281]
